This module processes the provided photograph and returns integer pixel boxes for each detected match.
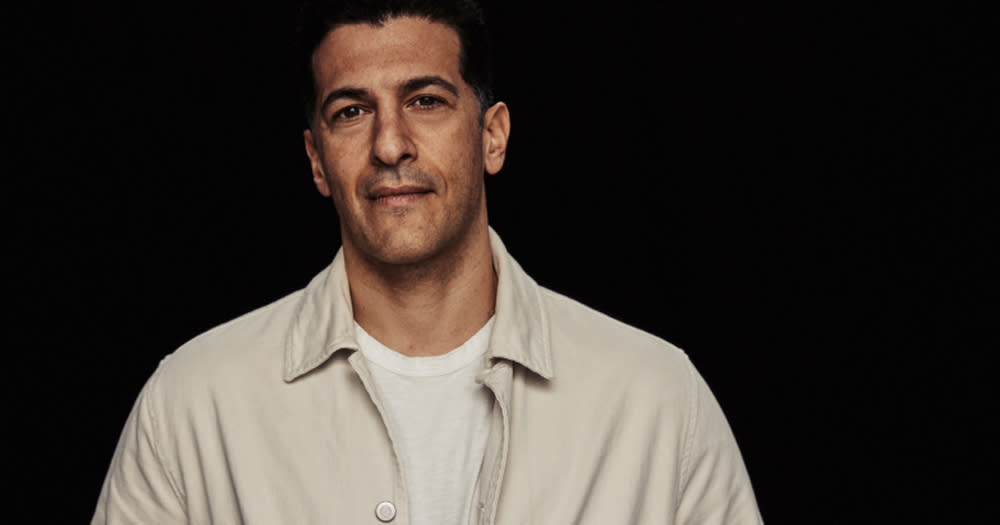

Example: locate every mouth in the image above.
[367,185,434,206]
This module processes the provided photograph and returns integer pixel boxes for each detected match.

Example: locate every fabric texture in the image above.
[93,228,763,524]
[355,318,494,525]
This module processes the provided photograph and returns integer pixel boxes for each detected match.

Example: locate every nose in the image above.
[371,110,416,167]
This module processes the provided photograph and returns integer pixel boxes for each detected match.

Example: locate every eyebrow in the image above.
[400,75,459,98]
[319,75,460,116]
[319,86,370,116]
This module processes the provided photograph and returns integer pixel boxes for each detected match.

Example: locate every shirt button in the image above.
[375,501,396,522]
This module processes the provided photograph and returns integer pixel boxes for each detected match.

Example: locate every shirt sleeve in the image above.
[92,365,187,524]
[675,363,763,524]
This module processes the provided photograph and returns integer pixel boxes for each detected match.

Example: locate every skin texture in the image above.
[304,16,511,356]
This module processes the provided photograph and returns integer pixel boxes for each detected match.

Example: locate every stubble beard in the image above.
[339,166,487,280]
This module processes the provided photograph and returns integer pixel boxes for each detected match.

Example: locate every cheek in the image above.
[328,176,360,214]
[449,121,486,176]
[322,150,363,201]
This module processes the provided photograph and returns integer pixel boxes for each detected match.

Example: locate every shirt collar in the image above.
[283,227,555,382]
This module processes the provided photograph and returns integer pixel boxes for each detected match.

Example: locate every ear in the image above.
[304,129,332,197]
[481,102,511,175]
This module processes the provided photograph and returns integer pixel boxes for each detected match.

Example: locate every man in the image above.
[94,1,762,523]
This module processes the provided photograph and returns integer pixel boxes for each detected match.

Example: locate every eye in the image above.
[411,95,443,109]
[333,105,366,121]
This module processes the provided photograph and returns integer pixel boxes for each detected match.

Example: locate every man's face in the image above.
[304,16,508,266]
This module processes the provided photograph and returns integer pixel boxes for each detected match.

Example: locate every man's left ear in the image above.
[482,102,510,175]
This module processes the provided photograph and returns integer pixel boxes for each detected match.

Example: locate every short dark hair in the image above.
[297,0,494,128]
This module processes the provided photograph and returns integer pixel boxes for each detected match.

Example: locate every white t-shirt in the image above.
[355,317,495,525]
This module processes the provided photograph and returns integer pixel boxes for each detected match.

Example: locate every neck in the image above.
[344,224,497,357]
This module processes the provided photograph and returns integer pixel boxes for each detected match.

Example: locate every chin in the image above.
[344,207,484,268]
[372,245,435,266]
[354,228,448,267]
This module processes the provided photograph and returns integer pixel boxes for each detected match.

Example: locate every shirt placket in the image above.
[474,359,514,525]
[348,351,412,524]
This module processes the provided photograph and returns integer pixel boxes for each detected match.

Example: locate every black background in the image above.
[9,1,996,522]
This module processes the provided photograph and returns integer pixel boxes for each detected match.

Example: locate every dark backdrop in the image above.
[9,1,996,522]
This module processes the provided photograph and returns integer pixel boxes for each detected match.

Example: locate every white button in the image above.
[375,501,396,522]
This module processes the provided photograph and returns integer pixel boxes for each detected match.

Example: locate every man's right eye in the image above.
[334,106,365,121]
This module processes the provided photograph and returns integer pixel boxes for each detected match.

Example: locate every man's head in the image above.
[298,0,495,128]
[300,1,510,268]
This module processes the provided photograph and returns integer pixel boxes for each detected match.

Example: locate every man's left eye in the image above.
[413,96,441,108]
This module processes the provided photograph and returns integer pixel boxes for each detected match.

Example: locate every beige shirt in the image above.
[93,229,762,524]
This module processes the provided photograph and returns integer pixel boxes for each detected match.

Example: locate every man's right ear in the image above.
[303,129,332,197]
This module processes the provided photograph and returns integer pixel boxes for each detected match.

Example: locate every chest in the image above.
[167,361,684,524]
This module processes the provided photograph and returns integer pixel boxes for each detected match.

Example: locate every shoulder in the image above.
[540,286,692,369]
[149,289,305,400]
[179,290,303,357]
[538,286,696,398]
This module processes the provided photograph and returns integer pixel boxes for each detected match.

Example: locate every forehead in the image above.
[312,16,464,92]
